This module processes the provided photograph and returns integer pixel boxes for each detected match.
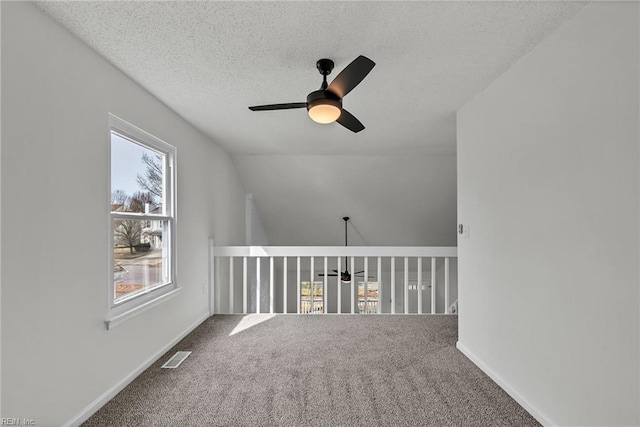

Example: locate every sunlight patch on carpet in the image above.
[229,314,276,336]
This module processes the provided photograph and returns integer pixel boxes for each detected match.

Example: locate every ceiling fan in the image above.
[248,55,375,133]
[319,217,372,283]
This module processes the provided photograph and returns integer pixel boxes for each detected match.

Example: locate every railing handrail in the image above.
[214,246,457,258]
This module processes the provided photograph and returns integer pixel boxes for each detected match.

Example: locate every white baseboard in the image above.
[64,313,210,427]
[456,341,554,427]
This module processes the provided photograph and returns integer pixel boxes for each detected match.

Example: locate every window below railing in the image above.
[212,246,457,315]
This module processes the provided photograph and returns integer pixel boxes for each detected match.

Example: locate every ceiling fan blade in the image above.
[327,55,375,99]
[336,109,365,133]
[319,273,339,277]
[248,102,306,111]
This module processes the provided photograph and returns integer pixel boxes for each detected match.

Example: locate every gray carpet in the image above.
[83,315,540,426]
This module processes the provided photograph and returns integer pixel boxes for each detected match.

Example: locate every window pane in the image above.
[111,132,165,214]
[358,281,378,314]
[113,219,169,303]
[358,281,378,299]
[300,281,323,313]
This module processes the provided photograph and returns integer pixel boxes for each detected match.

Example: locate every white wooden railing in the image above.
[212,246,457,315]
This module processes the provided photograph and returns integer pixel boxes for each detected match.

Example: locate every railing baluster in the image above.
[431,257,436,314]
[283,257,288,314]
[445,257,450,314]
[350,256,355,314]
[377,256,382,314]
[256,257,261,314]
[417,257,423,314]
[337,256,342,314]
[404,256,409,314]
[269,257,274,314]
[229,257,234,314]
[310,257,315,314]
[296,256,301,314]
[323,256,328,314]
[364,257,369,314]
[242,256,247,314]
[391,256,396,314]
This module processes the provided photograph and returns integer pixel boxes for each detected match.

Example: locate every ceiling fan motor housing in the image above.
[306,90,342,112]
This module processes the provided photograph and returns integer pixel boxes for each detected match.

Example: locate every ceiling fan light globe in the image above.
[306,90,342,124]
[308,103,341,124]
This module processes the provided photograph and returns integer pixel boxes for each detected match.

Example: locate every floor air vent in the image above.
[162,351,192,369]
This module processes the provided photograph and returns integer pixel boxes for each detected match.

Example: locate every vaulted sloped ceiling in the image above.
[36,1,586,246]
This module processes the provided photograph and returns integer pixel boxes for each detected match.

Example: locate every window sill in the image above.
[105,287,181,330]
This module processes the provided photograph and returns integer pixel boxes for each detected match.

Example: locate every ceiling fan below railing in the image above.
[318,217,373,283]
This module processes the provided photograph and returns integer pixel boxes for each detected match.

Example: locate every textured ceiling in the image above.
[35,1,586,246]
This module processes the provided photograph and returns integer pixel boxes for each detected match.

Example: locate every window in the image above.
[301,281,324,313]
[108,114,177,327]
[299,281,379,314]
[357,281,378,314]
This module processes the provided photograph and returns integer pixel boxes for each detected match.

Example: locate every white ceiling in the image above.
[35,1,586,246]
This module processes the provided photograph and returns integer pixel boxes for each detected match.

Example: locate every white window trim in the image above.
[106,113,178,329]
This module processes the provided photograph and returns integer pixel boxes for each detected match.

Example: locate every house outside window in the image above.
[108,114,177,324]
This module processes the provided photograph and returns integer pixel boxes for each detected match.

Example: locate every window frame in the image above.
[107,114,178,328]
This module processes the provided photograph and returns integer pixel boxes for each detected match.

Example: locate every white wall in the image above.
[0,2,3,417]
[637,5,640,417]
[234,154,458,247]
[1,3,245,425]
[245,193,268,246]
[457,2,639,426]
